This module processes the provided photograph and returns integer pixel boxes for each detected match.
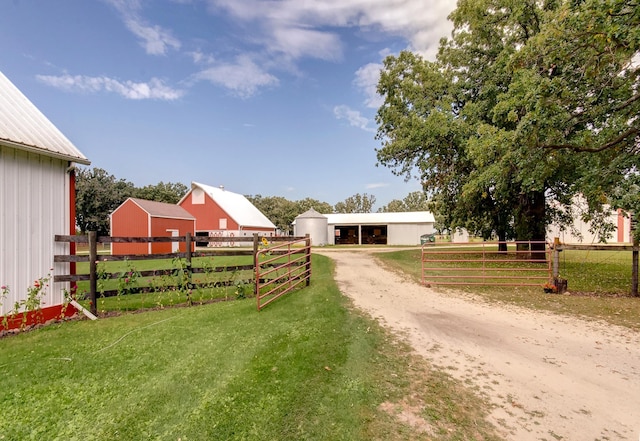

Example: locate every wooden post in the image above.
[553,237,560,279]
[253,234,260,298]
[89,231,97,316]
[305,234,311,286]
[632,236,638,297]
[185,232,193,304]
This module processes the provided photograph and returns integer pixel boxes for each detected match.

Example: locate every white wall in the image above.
[388,223,435,245]
[0,146,70,315]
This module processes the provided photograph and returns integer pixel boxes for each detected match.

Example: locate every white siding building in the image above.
[321,212,436,246]
[0,71,90,328]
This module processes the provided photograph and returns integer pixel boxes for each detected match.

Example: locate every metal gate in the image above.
[255,237,311,310]
[422,241,552,287]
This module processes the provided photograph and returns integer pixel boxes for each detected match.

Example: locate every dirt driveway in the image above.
[316,249,640,441]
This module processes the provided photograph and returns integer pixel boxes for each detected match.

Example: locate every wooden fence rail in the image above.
[54,233,311,315]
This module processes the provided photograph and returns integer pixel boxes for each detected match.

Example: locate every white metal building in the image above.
[321,212,435,246]
[0,71,90,328]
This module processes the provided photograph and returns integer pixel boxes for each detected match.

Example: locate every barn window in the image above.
[219,218,227,229]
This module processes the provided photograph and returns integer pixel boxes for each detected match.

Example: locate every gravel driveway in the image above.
[316,249,640,441]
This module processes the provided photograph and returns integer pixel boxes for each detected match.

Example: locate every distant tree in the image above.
[75,167,135,235]
[295,198,334,215]
[246,195,298,233]
[379,191,429,212]
[134,181,188,204]
[334,193,377,213]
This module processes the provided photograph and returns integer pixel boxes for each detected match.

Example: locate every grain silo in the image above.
[294,208,328,245]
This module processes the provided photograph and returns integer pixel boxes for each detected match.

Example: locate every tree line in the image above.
[75,167,430,236]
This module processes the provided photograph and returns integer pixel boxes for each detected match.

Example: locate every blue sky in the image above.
[1,0,456,210]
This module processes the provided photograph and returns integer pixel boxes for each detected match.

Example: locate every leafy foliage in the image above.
[376,0,640,242]
[334,193,377,213]
[378,191,429,212]
[75,167,135,235]
[246,195,333,233]
[75,167,188,235]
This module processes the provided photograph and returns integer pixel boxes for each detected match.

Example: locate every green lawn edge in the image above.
[0,254,502,441]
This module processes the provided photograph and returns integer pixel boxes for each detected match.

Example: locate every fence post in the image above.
[632,236,638,297]
[553,237,560,279]
[253,234,260,298]
[185,232,193,303]
[89,231,97,316]
[305,234,311,286]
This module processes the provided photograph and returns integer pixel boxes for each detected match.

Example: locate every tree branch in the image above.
[541,127,639,152]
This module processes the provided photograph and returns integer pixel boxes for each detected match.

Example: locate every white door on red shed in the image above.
[167,229,179,252]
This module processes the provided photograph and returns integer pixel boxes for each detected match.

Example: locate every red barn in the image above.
[110,198,195,255]
[178,182,276,244]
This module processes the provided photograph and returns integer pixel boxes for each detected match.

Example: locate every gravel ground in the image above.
[316,249,640,441]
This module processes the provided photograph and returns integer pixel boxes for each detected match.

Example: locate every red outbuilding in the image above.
[110,198,196,255]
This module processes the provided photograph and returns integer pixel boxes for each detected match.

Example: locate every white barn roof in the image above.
[0,71,90,165]
[188,182,276,229]
[325,211,435,225]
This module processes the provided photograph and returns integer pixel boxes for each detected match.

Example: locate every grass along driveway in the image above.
[0,254,501,441]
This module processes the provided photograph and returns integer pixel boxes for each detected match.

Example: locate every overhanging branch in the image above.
[541,127,639,153]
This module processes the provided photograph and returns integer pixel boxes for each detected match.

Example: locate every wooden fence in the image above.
[54,233,311,315]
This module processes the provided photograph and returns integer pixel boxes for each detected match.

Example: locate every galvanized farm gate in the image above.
[255,236,312,311]
[422,241,552,287]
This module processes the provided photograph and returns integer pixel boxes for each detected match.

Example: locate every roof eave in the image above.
[0,137,91,165]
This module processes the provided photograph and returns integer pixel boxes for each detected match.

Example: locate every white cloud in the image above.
[209,0,456,61]
[271,27,343,61]
[105,0,181,55]
[194,56,279,98]
[354,63,383,109]
[124,17,181,55]
[333,105,375,133]
[189,50,216,65]
[36,74,185,100]
[366,182,389,189]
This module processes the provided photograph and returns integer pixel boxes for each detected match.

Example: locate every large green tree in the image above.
[75,167,135,235]
[376,0,640,246]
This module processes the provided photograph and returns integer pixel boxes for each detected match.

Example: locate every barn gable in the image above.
[179,182,276,235]
[0,70,89,328]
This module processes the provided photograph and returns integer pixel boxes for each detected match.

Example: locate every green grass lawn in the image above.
[376,248,640,330]
[0,254,501,441]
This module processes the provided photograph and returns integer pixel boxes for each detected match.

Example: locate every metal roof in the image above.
[0,71,90,165]
[188,182,276,229]
[128,198,195,220]
[295,208,327,219]
[324,211,435,225]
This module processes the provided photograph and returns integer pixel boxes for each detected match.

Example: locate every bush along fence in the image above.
[54,233,311,316]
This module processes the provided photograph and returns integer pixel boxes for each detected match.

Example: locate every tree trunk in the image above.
[514,191,546,261]
[497,229,508,253]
